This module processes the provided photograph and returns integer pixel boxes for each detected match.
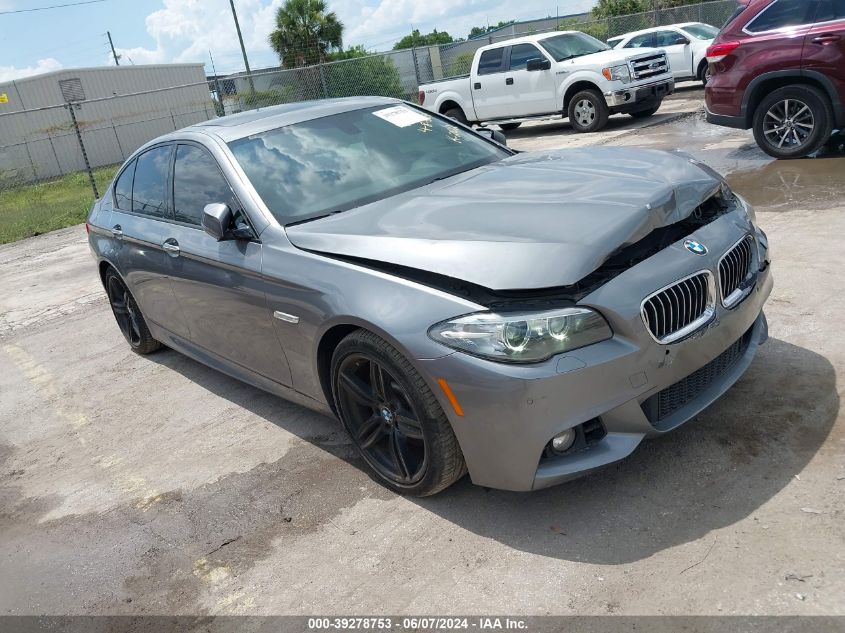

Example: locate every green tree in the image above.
[329,44,369,61]
[326,55,406,99]
[446,51,475,76]
[393,28,454,50]
[269,0,344,69]
[592,0,705,18]
[467,20,515,39]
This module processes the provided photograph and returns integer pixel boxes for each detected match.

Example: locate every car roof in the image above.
[476,30,584,52]
[181,96,404,142]
[614,22,704,40]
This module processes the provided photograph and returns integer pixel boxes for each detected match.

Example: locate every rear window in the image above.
[682,23,720,39]
[626,33,655,48]
[478,48,506,75]
[745,0,818,32]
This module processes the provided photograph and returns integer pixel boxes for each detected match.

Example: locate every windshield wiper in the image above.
[285,209,345,227]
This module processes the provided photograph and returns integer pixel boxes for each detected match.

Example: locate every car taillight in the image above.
[418,90,425,105]
[706,41,741,63]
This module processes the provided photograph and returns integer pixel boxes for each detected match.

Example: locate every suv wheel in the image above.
[567,89,609,133]
[753,85,833,159]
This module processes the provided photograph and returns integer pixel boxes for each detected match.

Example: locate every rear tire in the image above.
[104,268,161,355]
[629,103,661,118]
[567,89,609,133]
[698,61,712,86]
[443,107,469,126]
[331,330,466,496]
[498,122,522,131]
[752,85,832,159]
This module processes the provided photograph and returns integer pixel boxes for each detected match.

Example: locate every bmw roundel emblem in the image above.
[684,239,708,256]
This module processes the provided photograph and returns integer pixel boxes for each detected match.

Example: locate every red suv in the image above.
[705,0,845,158]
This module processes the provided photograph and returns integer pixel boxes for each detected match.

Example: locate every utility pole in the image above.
[107,31,120,66]
[228,0,255,94]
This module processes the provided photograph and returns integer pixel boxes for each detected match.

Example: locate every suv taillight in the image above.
[418,90,425,105]
[706,41,741,63]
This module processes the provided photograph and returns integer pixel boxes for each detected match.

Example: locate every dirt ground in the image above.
[1,87,844,617]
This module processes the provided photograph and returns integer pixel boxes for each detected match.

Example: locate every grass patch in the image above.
[0,166,118,245]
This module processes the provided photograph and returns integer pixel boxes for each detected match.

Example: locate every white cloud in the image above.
[113,0,596,73]
[0,57,63,82]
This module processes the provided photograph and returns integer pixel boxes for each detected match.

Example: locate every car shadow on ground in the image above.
[148,336,836,566]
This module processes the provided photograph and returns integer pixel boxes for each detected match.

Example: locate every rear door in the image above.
[471,46,513,120]
[654,29,694,78]
[504,43,557,115]
[803,0,845,106]
[162,142,292,386]
[111,145,191,338]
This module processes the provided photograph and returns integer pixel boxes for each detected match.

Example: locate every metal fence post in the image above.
[111,119,125,160]
[318,63,329,98]
[65,103,99,199]
[169,108,177,130]
[412,46,421,86]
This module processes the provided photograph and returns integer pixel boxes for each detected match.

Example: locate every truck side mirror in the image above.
[526,58,551,71]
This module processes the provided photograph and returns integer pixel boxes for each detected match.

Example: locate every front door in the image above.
[163,143,292,386]
[654,29,694,79]
[504,43,557,115]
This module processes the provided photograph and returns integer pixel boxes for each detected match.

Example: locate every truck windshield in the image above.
[228,105,511,225]
[539,33,609,61]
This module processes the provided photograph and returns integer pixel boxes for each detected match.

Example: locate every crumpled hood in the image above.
[286,147,724,291]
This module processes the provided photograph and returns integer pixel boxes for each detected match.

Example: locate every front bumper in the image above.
[419,212,772,491]
[604,78,675,108]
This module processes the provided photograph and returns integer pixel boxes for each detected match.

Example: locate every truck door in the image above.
[471,46,512,120]
[504,43,558,115]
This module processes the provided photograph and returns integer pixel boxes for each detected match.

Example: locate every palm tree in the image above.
[269,0,344,69]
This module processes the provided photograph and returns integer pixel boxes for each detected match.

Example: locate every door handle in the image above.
[505,77,514,85]
[111,225,123,239]
[162,239,180,257]
[812,34,840,44]
[473,82,481,90]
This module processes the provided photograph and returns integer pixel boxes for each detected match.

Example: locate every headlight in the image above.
[428,308,613,363]
[602,64,631,84]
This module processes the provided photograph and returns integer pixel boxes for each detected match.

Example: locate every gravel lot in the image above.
[2,88,844,616]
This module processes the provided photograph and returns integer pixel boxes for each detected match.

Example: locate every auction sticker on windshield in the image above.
[372,105,430,127]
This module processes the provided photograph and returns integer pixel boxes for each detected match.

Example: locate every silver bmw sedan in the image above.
[87,96,772,496]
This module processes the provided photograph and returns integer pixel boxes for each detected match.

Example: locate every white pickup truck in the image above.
[418,31,675,133]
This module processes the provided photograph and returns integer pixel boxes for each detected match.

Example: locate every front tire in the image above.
[567,89,609,133]
[752,85,832,159]
[104,268,161,355]
[331,330,466,496]
[498,122,522,131]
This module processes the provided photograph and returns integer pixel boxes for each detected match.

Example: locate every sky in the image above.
[0,0,596,82]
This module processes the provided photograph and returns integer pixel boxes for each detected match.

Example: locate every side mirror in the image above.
[474,127,508,146]
[526,58,551,71]
[202,203,232,241]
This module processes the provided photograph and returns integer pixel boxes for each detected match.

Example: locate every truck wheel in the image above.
[567,89,609,133]
[752,85,832,159]
[331,329,467,497]
[629,102,661,118]
[443,107,469,126]
[498,122,522,131]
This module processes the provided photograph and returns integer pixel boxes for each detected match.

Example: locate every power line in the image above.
[0,0,106,15]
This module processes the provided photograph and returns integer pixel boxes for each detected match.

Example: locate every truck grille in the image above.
[642,272,714,344]
[641,328,753,427]
[630,53,669,80]
[719,236,755,308]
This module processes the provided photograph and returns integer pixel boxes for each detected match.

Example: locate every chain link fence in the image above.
[1,0,737,243]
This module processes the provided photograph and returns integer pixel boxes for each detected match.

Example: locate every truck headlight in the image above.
[429,308,613,363]
[602,64,631,84]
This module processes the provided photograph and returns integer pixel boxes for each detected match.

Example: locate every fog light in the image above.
[551,429,576,454]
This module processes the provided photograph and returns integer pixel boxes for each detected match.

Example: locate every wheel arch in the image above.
[562,80,603,113]
[437,99,465,117]
[742,71,843,128]
[98,257,121,291]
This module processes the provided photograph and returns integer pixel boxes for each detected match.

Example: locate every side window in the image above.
[815,0,845,21]
[132,146,172,218]
[113,159,135,211]
[745,0,817,32]
[655,30,689,46]
[626,33,655,48]
[509,43,544,71]
[173,145,235,226]
[478,47,506,75]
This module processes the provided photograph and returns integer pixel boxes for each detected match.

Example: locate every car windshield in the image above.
[539,33,610,61]
[228,105,510,225]
[682,23,720,39]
